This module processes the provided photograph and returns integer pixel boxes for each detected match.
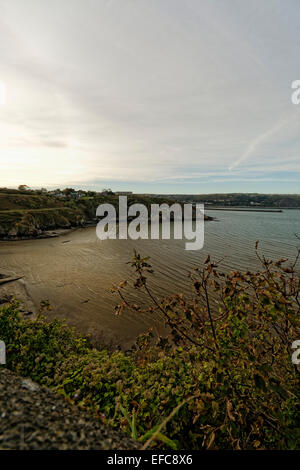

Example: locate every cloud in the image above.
[0,0,300,192]
[228,117,293,171]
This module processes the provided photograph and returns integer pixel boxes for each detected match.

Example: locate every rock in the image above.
[21,379,40,393]
[0,369,141,450]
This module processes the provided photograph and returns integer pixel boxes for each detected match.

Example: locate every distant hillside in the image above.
[142,193,300,208]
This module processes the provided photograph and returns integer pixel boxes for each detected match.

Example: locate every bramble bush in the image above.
[0,244,299,449]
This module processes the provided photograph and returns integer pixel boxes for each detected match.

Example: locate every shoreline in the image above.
[205,207,283,212]
[0,215,215,242]
[0,227,81,242]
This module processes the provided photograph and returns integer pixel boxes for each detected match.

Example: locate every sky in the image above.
[0,0,300,194]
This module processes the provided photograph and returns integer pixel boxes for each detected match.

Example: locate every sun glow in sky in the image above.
[0,0,300,193]
[0,81,6,106]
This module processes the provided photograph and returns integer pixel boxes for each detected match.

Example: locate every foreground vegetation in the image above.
[0,246,299,449]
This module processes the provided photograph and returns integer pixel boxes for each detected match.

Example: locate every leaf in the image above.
[194,281,201,291]
[120,405,130,423]
[269,383,289,400]
[254,374,267,391]
[120,405,137,440]
[139,426,177,449]
[132,409,138,440]
[155,432,177,450]
[211,401,219,417]
[207,431,215,449]
[139,424,160,442]
[118,280,127,289]
[226,399,235,421]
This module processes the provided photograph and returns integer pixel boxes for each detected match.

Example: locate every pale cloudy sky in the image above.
[0,0,300,193]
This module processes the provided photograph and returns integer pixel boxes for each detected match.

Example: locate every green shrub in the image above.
[0,302,88,383]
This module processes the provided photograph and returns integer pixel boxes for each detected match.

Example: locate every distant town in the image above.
[2,186,300,208]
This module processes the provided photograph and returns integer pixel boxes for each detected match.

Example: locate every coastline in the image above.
[205,207,283,212]
[0,215,215,242]
[0,227,79,242]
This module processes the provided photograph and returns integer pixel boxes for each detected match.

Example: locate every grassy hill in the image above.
[0,192,64,211]
[0,189,211,239]
[0,190,88,239]
[0,208,86,238]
